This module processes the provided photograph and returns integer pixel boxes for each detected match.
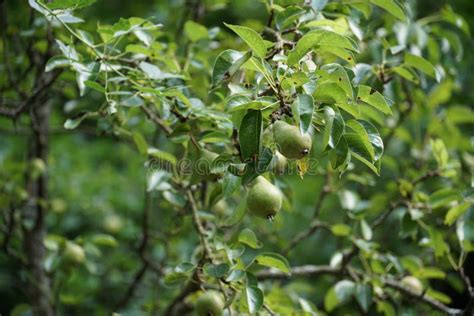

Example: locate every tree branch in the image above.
[0,69,62,119]
[383,278,462,315]
[140,105,172,135]
[257,265,340,280]
[283,172,331,254]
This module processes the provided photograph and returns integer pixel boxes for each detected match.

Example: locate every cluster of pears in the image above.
[247,120,312,220]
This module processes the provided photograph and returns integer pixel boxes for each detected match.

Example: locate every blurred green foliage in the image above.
[0,0,473,315]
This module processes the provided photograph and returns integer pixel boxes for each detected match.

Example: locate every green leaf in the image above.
[222,172,241,197]
[414,267,447,279]
[47,0,97,10]
[76,62,100,96]
[426,288,452,304]
[429,188,460,209]
[238,228,262,249]
[404,53,440,81]
[45,56,70,72]
[355,284,372,312]
[288,30,359,66]
[228,99,273,113]
[316,63,353,98]
[314,82,347,104]
[348,2,372,19]
[430,138,449,169]
[318,46,356,65]
[376,301,396,316]
[254,252,290,274]
[224,23,267,59]
[359,120,383,161]
[323,106,344,150]
[295,94,314,134]
[245,283,264,313]
[357,85,392,115]
[427,228,450,257]
[212,50,252,87]
[351,151,380,175]
[360,219,373,240]
[345,120,375,161]
[147,148,177,167]
[175,262,195,273]
[226,269,246,282]
[445,203,471,226]
[239,110,262,161]
[184,20,208,42]
[329,137,350,170]
[139,61,162,80]
[241,147,273,185]
[163,272,189,287]
[282,71,309,90]
[132,132,148,156]
[84,80,105,93]
[428,80,453,108]
[64,112,90,130]
[77,29,94,46]
[370,0,406,21]
[203,263,229,278]
[331,224,351,236]
[91,234,117,247]
[275,6,305,30]
[224,193,247,226]
[392,66,420,84]
[325,280,356,312]
[441,6,470,37]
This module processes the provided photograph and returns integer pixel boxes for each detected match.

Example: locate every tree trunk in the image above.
[23,102,54,316]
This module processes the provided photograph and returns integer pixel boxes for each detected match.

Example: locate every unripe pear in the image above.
[273,120,312,159]
[104,213,124,233]
[247,176,282,220]
[29,158,46,180]
[270,151,288,175]
[400,276,423,295]
[195,291,225,316]
[212,199,229,216]
[63,241,85,264]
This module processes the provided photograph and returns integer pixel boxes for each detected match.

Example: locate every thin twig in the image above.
[283,172,331,254]
[383,278,462,315]
[140,106,172,135]
[257,264,340,280]
[282,221,330,255]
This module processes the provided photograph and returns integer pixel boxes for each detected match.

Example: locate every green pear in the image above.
[195,291,224,316]
[273,120,312,159]
[212,199,229,216]
[63,241,85,264]
[270,151,288,175]
[400,276,423,295]
[247,176,282,220]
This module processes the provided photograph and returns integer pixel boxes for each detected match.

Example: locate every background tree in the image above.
[0,0,473,315]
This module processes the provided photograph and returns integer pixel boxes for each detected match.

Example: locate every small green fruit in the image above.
[104,214,124,233]
[63,241,85,264]
[273,120,312,159]
[212,199,229,216]
[270,151,288,175]
[247,176,282,220]
[50,198,67,214]
[400,276,423,295]
[195,291,224,316]
[29,158,46,179]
